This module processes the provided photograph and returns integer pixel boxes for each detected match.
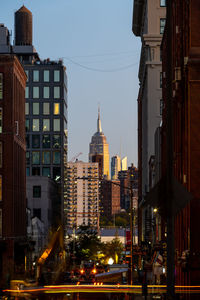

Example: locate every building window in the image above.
[25,86,29,98]
[42,167,50,177]
[25,70,29,82]
[43,87,50,99]
[33,186,41,197]
[32,135,40,148]
[25,102,29,115]
[53,167,61,180]
[54,103,60,115]
[160,72,163,88]
[43,103,50,115]
[42,151,50,164]
[54,70,60,82]
[0,108,2,133]
[0,73,3,99]
[33,208,41,220]
[26,151,30,164]
[33,70,39,82]
[26,167,30,176]
[25,119,29,132]
[42,135,50,148]
[160,18,166,34]
[33,87,39,98]
[160,0,166,6]
[53,135,61,148]
[0,208,2,237]
[33,102,39,115]
[44,70,49,82]
[53,119,60,131]
[43,119,50,131]
[26,136,30,148]
[32,167,40,176]
[32,119,39,131]
[53,151,61,164]
[54,87,60,99]
[32,151,40,164]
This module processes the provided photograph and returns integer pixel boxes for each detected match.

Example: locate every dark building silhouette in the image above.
[0,54,27,287]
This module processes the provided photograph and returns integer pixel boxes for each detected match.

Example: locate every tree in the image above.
[101,237,123,264]
[67,226,102,265]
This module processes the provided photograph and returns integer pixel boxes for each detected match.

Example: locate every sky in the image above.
[1,0,141,167]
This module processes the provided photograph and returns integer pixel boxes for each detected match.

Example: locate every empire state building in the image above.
[89,109,110,179]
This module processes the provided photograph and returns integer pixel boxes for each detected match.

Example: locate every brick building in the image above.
[161,0,200,289]
[0,55,27,287]
[101,180,120,219]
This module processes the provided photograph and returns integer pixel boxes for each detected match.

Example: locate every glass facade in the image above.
[32,135,40,148]
[42,151,51,164]
[54,103,60,115]
[53,135,60,148]
[53,119,60,131]
[25,103,29,115]
[32,151,40,164]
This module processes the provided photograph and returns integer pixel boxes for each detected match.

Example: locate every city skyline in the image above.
[1,0,141,166]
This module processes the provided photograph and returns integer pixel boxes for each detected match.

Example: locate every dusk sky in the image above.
[1,0,141,167]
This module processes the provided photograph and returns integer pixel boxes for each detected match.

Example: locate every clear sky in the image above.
[1,0,141,167]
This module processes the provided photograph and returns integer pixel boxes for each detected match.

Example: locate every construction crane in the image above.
[69,152,83,162]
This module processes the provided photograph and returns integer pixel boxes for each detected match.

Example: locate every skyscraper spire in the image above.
[97,106,102,133]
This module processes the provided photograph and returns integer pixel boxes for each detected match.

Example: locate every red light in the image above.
[91,268,97,274]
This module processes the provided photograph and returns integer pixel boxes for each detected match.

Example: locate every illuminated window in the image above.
[33,70,39,82]
[54,103,60,115]
[0,73,3,99]
[43,103,50,115]
[54,70,60,82]
[54,87,60,98]
[32,119,39,131]
[25,103,29,115]
[43,87,50,99]
[0,108,2,133]
[33,103,39,115]
[25,87,29,98]
[0,142,2,168]
[53,119,60,131]
[42,151,50,164]
[32,151,40,164]
[44,70,49,82]
[33,87,39,98]
[43,119,50,131]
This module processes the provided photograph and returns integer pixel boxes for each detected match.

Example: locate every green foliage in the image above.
[100,237,124,263]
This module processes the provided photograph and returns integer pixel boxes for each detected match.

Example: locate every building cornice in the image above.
[132,0,145,36]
